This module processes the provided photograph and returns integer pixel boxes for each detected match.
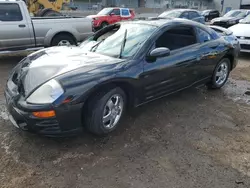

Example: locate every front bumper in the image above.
[5,87,84,137]
[237,38,250,53]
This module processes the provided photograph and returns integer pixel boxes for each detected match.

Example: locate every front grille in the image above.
[237,36,250,40]
[241,44,250,50]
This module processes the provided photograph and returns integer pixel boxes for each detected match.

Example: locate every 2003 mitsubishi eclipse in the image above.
[5,19,240,137]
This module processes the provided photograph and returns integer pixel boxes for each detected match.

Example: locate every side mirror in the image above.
[203,35,210,42]
[110,13,115,16]
[149,47,170,58]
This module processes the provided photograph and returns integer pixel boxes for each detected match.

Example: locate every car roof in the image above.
[229,9,250,12]
[164,9,200,13]
[106,7,131,9]
[203,9,217,11]
[126,18,206,28]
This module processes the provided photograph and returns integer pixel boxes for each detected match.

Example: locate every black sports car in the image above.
[211,9,250,28]
[201,9,220,22]
[5,19,239,137]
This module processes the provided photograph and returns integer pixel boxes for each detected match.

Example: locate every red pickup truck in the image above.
[87,7,135,30]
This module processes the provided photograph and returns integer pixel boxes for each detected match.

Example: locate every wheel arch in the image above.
[44,29,78,47]
[50,31,77,46]
[223,53,234,71]
[83,80,136,110]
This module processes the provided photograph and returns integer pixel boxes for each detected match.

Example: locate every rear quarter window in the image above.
[197,28,213,43]
[121,9,130,17]
[0,3,23,21]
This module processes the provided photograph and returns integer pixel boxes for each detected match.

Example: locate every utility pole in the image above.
[221,0,224,14]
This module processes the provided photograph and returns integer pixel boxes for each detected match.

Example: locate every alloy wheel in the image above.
[215,62,229,85]
[103,94,124,129]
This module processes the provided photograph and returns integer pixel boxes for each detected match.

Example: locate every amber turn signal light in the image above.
[32,110,56,118]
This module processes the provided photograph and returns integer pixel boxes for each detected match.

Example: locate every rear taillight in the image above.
[91,19,95,32]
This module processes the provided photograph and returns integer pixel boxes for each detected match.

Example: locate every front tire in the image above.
[85,87,126,135]
[208,58,230,89]
[100,22,109,29]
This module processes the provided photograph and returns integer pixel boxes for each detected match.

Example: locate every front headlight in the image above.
[26,79,64,104]
[93,17,99,20]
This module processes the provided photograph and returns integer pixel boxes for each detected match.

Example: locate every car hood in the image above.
[212,17,240,22]
[87,15,106,19]
[13,46,122,96]
[229,23,250,37]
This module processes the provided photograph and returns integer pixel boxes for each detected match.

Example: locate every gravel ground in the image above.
[0,54,250,188]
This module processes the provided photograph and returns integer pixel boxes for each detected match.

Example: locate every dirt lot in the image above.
[0,54,250,188]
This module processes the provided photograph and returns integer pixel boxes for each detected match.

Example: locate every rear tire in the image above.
[51,34,76,46]
[85,87,127,135]
[207,58,230,89]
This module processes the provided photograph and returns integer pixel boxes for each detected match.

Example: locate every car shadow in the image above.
[10,85,217,154]
[239,52,250,60]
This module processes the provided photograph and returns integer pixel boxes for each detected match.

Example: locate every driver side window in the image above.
[180,12,189,19]
[111,9,120,16]
[155,26,197,51]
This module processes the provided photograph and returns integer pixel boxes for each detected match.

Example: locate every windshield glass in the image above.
[97,8,113,15]
[240,14,250,23]
[159,10,182,18]
[224,10,247,18]
[80,24,157,58]
[202,10,210,14]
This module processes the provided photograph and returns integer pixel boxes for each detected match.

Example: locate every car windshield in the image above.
[240,14,250,23]
[202,10,210,14]
[80,24,157,58]
[97,8,113,15]
[159,10,182,18]
[224,10,247,18]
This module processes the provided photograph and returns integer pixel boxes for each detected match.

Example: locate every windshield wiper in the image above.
[90,39,104,52]
[119,29,127,58]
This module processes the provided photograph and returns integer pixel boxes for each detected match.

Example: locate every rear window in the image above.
[0,3,23,21]
[111,9,120,16]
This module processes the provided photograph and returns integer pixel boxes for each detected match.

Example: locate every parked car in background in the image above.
[158,9,205,24]
[229,15,250,52]
[87,7,135,30]
[201,9,220,22]
[211,9,250,28]
[0,1,93,54]
[5,19,238,137]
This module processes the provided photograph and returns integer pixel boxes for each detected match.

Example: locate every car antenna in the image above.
[119,29,127,58]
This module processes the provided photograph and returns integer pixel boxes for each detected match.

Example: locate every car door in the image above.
[141,25,201,102]
[109,8,121,24]
[195,27,221,81]
[0,3,33,51]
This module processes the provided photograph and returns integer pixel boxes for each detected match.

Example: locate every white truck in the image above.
[0,0,93,54]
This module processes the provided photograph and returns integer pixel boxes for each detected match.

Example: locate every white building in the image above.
[102,0,250,12]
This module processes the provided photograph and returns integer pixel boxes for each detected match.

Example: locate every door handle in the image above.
[18,24,26,28]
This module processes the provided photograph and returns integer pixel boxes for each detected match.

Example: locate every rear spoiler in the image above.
[208,25,233,36]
